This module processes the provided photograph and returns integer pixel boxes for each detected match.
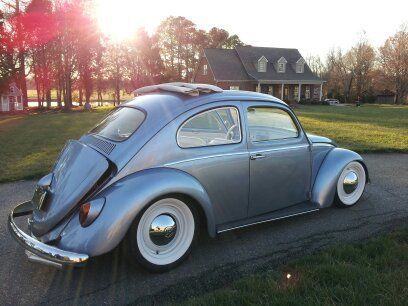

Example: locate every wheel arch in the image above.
[311,148,368,209]
[57,167,217,257]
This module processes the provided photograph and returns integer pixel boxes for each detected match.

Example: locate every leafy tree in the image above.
[104,42,126,105]
[25,0,55,108]
[126,28,164,90]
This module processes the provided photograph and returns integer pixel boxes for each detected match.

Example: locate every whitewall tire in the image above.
[128,198,197,272]
[335,161,366,207]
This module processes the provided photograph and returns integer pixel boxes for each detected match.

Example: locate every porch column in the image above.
[319,83,323,101]
[298,83,302,102]
[257,82,261,93]
[281,83,284,100]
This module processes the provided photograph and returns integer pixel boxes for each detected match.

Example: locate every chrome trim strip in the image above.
[217,209,319,233]
[312,143,335,147]
[251,144,309,154]
[8,202,89,266]
[164,144,309,167]
[164,151,248,166]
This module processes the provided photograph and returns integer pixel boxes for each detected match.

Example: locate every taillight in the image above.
[79,198,105,227]
[79,202,91,226]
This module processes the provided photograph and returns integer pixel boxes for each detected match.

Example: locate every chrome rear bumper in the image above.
[8,201,89,268]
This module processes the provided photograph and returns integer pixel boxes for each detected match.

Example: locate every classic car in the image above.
[8,83,369,272]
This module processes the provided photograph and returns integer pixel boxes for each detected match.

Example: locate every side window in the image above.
[178,107,241,148]
[247,107,299,142]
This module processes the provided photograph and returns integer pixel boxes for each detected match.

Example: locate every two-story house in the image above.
[193,46,324,103]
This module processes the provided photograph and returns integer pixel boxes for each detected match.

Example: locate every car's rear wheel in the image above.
[335,161,366,207]
[128,198,197,272]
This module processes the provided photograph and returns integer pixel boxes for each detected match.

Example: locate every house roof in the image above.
[0,82,23,97]
[203,48,251,81]
[204,46,323,83]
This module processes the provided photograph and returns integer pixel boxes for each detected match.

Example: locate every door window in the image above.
[178,107,241,148]
[247,107,299,142]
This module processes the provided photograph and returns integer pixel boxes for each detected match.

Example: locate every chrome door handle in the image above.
[250,153,266,160]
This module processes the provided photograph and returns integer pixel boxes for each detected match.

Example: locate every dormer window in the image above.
[296,58,305,73]
[277,57,287,73]
[257,56,268,72]
[9,86,15,93]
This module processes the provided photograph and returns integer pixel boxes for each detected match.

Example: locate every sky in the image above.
[96,0,407,58]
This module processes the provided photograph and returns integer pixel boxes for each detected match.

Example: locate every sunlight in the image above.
[94,0,151,42]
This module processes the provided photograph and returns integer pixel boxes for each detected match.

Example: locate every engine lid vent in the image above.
[87,136,116,155]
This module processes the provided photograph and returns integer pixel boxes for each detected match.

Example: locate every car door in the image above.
[245,102,311,217]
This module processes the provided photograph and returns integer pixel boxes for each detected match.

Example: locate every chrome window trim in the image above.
[246,106,301,144]
[176,106,242,149]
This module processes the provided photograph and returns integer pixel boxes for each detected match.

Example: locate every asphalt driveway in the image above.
[0,153,407,305]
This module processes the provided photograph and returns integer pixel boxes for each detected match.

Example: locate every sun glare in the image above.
[94,0,150,42]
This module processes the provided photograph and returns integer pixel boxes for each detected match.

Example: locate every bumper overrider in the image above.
[7,201,89,268]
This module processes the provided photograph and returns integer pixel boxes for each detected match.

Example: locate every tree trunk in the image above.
[79,88,83,106]
[46,89,51,108]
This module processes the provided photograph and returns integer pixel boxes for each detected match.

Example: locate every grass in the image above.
[177,227,408,306]
[295,104,408,153]
[0,104,407,183]
[0,108,110,183]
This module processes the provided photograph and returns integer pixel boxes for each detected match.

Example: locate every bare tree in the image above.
[379,26,408,104]
[345,37,376,98]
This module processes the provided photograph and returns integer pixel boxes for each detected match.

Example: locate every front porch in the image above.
[254,82,323,103]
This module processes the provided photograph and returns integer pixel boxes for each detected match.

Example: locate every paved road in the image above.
[0,153,407,305]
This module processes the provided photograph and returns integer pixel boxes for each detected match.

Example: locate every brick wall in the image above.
[193,57,216,85]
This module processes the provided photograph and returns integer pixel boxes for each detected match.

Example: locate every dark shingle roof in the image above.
[204,46,323,82]
[204,49,251,81]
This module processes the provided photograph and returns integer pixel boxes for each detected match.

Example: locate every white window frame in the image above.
[277,57,287,73]
[257,56,268,72]
[203,64,208,75]
[230,86,240,90]
[296,58,305,73]
[9,86,15,94]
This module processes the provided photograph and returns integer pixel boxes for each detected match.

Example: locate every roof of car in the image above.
[124,89,287,120]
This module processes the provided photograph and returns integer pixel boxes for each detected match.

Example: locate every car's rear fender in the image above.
[311,148,369,208]
[56,167,216,257]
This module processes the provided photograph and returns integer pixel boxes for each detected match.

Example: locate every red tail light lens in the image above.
[79,198,105,227]
[79,202,91,226]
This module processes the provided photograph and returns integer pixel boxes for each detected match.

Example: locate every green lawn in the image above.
[178,227,408,305]
[295,104,408,153]
[0,104,407,183]
[0,109,110,183]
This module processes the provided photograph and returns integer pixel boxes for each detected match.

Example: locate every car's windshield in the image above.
[90,107,145,141]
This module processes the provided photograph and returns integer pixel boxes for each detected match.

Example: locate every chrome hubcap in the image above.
[343,171,358,194]
[149,214,177,246]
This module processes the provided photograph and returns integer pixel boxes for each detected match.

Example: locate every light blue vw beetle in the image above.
[8,83,369,271]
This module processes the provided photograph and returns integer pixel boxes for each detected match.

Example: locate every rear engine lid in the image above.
[30,140,110,237]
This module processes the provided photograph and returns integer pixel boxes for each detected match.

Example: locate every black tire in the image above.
[126,197,198,272]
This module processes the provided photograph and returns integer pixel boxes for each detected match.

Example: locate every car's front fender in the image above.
[312,148,369,208]
[57,167,216,257]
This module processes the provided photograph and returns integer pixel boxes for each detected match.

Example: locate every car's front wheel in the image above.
[127,198,197,272]
[335,161,367,207]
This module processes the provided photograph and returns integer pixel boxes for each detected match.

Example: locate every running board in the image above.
[217,202,319,233]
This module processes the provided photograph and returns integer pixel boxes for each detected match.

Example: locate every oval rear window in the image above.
[90,107,145,141]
